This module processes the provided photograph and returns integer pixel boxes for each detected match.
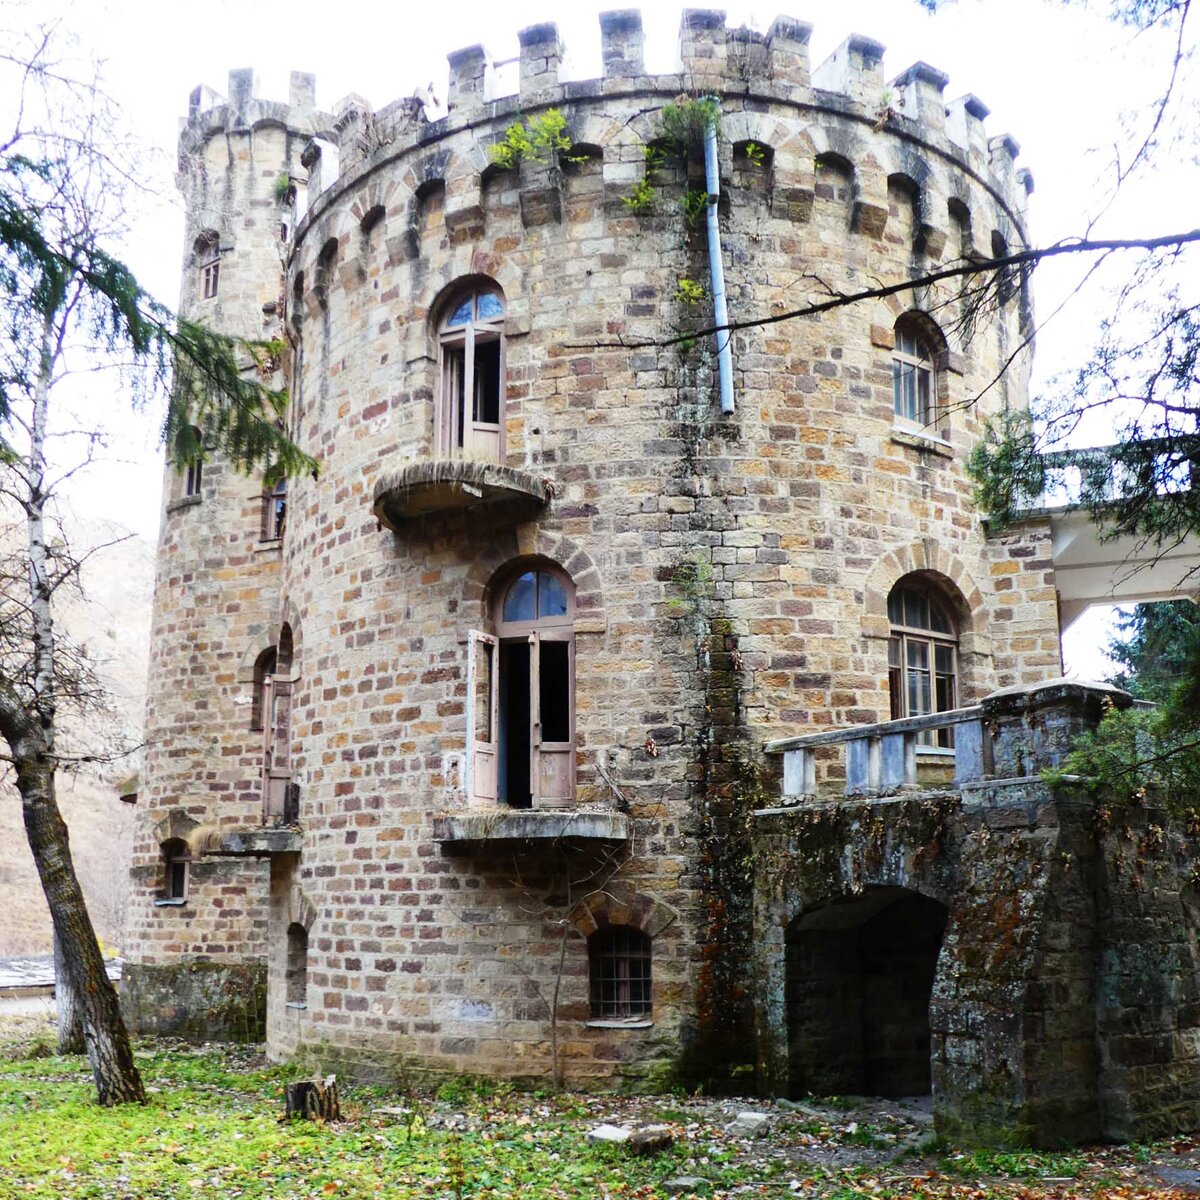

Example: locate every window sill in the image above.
[586,1018,654,1030]
[890,427,953,458]
[165,494,202,514]
[433,809,629,848]
[154,898,187,908]
[285,1002,308,1011]
[254,538,282,554]
[916,745,956,758]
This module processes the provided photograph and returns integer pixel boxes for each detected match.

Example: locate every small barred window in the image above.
[588,927,652,1019]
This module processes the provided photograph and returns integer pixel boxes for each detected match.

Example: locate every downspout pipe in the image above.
[703,103,735,415]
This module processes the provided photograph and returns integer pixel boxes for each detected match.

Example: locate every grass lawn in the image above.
[1,1016,1197,1199]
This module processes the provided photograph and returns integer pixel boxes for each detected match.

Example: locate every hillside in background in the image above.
[0,515,154,955]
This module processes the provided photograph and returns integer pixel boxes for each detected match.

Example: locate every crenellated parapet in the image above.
[267,9,1031,322]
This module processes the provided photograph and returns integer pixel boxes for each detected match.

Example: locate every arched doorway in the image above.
[785,887,948,1097]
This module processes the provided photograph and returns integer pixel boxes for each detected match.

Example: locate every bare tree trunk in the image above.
[54,930,84,1054]
[0,310,145,1104]
[12,729,144,1103]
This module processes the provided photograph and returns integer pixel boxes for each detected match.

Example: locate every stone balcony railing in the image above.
[764,677,1139,803]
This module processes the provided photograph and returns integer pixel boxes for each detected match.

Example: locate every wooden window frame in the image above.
[892,323,937,431]
[436,287,506,462]
[468,564,576,810]
[887,582,958,749]
[160,838,190,903]
[261,478,287,542]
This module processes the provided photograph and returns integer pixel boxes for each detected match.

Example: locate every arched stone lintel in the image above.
[569,885,679,941]
[461,528,607,633]
[863,542,992,661]
[151,808,201,846]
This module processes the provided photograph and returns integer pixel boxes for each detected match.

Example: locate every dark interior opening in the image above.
[785,888,947,1098]
[539,640,570,743]
[474,340,501,424]
[499,640,531,807]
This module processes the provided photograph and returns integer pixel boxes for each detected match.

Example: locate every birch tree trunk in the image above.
[54,930,84,1055]
[0,308,145,1104]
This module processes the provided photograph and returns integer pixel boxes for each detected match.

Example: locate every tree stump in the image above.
[285,1075,340,1121]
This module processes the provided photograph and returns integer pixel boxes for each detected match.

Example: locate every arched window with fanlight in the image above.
[437,285,505,461]
[888,579,958,748]
[468,563,574,809]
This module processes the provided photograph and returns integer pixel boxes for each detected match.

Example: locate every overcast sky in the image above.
[21,0,1197,675]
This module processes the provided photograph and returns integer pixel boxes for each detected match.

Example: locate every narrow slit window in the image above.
[286,923,308,1006]
[162,839,190,901]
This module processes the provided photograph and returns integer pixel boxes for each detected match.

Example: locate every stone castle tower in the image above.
[122,10,1200,1143]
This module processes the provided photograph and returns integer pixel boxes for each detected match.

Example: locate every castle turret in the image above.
[122,72,332,1038]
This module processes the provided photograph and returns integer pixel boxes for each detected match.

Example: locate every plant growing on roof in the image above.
[487,108,584,170]
[659,94,721,159]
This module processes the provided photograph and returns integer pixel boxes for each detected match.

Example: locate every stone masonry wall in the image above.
[753,683,1200,1146]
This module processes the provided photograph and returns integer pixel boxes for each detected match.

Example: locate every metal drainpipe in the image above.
[703,104,735,415]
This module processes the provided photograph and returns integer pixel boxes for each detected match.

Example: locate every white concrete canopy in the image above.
[1045,505,1200,629]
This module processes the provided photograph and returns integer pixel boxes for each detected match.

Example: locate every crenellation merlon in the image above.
[988,133,1021,187]
[599,10,644,78]
[678,8,728,83]
[945,93,990,165]
[812,34,886,105]
[227,68,260,115]
[518,23,564,100]
[447,45,490,113]
[290,72,317,110]
[766,16,812,89]
[890,62,949,134]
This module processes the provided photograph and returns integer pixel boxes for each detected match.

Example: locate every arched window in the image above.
[262,624,296,822]
[250,646,277,731]
[589,927,652,1020]
[181,426,204,499]
[195,232,220,300]
[892,319,938,429]
[161,838,190,901]
[437,285,505,462]
[888,579,958,747]
[469,563,574,808]
[286,923,308,1006]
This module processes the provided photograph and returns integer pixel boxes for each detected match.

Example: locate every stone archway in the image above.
[785,886,948,1098]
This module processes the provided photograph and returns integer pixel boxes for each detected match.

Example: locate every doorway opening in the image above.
[785,887,947,1097]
